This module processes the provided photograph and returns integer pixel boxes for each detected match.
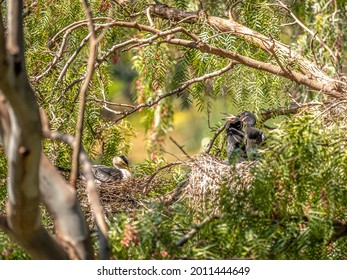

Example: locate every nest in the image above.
[76,172,176,225]
[181,154,256,211]
[76,177,146,225]
[324,101,347,123]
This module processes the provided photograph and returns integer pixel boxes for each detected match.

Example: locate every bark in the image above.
[39,155,93,259]
[0,1,93,260]
[0,1,67,259]
[0,91,93,259]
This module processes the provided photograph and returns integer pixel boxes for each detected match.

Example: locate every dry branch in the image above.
[150,3,342,87]
[0,1,69,259]
[205,123,227,154]
[176,214,220,247]
[70,0,99,188]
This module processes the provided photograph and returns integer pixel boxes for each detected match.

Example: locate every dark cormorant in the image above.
[223,114,246,163]
[91,155,132,183]
[239,111,265,160]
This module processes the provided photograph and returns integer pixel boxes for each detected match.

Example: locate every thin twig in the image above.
[86,98,135,109]
[70,0,109,260]
[176,214,220,247]
[93,24,199,68]
[36,18,112,82]
[169,136,190,158]
[54,24,201,102]
[144,162,182,193]
[114,61,235,123]
[205,123,227,154]
[54,34,91,88]
[163,179,188,205]
[146,6,155,27]
[310,32,319,67]
[92,61,235,135]
[260,101,324,121]
[49,17,112,44]
[228,0,243,21]
[311,100,347,123]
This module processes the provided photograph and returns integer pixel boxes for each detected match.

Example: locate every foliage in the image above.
[0,148,7,215]
[1,0,347,260]
[0,231,29,260]
[107,110,347,260]
[290,0,347,75]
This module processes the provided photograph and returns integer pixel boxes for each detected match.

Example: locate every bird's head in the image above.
[222,113,243,130]
[239,111,257,126]
[223,114,238,123]
[112,155,130,170]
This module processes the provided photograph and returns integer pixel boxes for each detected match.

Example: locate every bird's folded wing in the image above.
[92,165,123,182]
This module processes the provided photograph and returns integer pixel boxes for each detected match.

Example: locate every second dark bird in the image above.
[239,111,266,160]
[223,113,246,163]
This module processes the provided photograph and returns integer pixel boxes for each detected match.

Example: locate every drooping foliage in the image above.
[1,0,347,259]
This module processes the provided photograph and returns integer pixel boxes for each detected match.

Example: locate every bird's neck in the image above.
[121,168,132,179]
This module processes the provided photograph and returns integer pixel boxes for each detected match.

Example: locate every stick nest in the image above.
[76,173,174,225]
[180,154,256,210]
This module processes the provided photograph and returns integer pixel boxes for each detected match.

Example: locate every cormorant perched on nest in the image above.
[90,155,132,183]
[239,111,265,160]
[223,114,246,163]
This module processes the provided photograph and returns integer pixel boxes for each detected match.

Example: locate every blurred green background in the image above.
[108,57,231,164]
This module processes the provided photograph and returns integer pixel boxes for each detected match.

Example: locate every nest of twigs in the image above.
[76,177,145,225]
[323,101,347,124]
[76,171,177,225]
[180,154,256,210]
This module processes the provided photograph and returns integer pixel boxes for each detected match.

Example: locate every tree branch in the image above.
[176,214,220,247]
[1,95,95,259]
[42,123,109,259]
[95,19,345,97]
[0,2,69,259]
[70,0,99,188]
[260,101,324,121]
[277,0,337,65]
[113,61,236,123]
[86,98,135,109]
[40,13,346,108]
[169,136,191,158]
[150,3,345,94]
